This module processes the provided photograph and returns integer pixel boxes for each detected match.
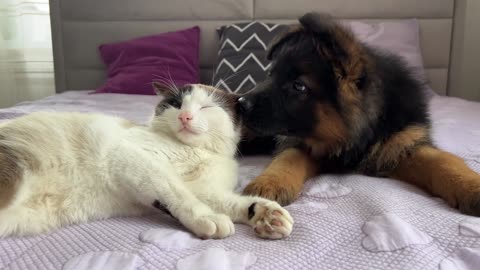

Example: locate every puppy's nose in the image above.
[237,96,253,114]
[178,111,193,125]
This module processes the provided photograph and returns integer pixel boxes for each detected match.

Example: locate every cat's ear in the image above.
[152,82,171,96]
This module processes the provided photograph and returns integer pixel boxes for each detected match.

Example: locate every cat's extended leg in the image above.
[108,145,234,239]
[182,156,293,239]
[195,191,293,239]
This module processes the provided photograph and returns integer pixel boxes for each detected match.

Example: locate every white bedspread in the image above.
[1,91,480,270]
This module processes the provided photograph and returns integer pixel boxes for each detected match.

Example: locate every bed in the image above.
[0,91,480,270]
[1,0,480,269]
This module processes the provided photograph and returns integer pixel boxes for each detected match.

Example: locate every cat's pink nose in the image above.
[178,111,193,125]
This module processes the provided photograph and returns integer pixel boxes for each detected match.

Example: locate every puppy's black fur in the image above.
[238,13,480,216]
[238,12,430,175]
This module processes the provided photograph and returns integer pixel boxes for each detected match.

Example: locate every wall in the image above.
[449,0,480,101]
[1,0,479,104]
[0,0,54,108]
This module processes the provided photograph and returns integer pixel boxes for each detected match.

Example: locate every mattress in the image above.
[1,91,480,270]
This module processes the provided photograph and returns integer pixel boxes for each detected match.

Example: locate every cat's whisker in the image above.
[210,53,245,86]
[221,68,245,86]
[212,54,247,91]
[207,129,238,148]
[166,67,181,95]
[153,69,180,96]
[152,75,178,94]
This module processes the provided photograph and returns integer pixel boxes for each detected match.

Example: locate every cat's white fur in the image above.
[0,84,293,239]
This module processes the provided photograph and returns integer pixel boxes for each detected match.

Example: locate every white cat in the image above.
[0,84,293,239]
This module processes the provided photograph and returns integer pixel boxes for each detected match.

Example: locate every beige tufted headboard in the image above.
[50,0,455,95]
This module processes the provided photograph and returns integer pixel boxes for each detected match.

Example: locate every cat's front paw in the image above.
[249,201,293,239]
[191,214,235,239]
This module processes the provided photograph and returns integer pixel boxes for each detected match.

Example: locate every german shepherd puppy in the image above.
[237,12,480,216]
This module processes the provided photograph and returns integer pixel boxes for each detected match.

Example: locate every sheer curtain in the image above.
[0,0,54,109]
[0,0,16,108]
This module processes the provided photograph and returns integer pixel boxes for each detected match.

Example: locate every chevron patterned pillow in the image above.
[212,22,288,93]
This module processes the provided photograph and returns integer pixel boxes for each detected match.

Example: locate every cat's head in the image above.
[152,83,241,155]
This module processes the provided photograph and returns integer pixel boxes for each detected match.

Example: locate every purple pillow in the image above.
[94,26,200,95]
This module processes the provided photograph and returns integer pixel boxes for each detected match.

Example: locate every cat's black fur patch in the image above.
[154,85,193,115]
[248,203,256,220]
[152,200,174,218]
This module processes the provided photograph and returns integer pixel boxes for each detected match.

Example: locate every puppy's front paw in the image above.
[249,201,294,239]
[191,214,235,239]
[243,174,299,206]
[459,194,480,216]
[437,175,480,216]
[456,182,480,216]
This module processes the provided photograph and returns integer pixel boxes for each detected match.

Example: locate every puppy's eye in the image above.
[293,80,307,92]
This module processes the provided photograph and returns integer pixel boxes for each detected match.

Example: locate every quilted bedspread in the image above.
[1,91,480,270]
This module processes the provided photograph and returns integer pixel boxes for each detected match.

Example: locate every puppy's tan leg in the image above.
[390,145,480,216]
[243,148,317,206]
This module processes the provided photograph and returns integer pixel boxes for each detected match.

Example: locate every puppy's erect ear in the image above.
[301,12,367,80]
[298,12,354,52]
[267,13,348,61]
[152,82,171,96]
[266,26,298,61]
[298,12,337,36]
